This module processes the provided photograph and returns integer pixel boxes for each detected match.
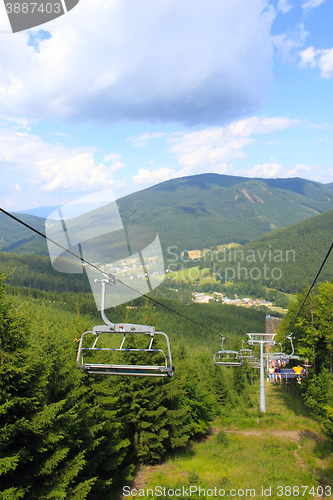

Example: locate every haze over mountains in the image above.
[1,173,333,256]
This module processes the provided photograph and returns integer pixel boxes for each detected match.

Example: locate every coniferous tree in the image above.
[0,275,130,498]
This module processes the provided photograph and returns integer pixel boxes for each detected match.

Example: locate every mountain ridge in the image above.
[2,173,333,255]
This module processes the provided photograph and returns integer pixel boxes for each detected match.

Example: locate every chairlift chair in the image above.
[214,336,243,367]
[76,279,174,377]
[268,342,284,358]
[248,359,260,369]
[239,340,254,359]
[303,358,312,368]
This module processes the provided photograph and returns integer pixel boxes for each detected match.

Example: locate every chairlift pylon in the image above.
[214,336,243,367]
[76,279,174,377]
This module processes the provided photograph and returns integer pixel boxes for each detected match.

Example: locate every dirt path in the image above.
[225,429,302,440]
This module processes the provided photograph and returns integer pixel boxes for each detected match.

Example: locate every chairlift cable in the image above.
[284,239,333,341]
[114,276,220,335]
[0,207,115,283]
[0,207,221,336]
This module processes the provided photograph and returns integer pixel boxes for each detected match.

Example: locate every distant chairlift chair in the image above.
[77,279,174,377]
[214,336,243,367]
[239,340,254,360]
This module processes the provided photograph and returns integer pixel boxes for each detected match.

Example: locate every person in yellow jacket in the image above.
[293,364,303,384]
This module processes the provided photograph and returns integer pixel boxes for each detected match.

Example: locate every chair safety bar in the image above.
[77,328,174,377]
[213,336,243,366]
[239,341,254,359]
[213,351,243,367]
[247,358,260,368]
[76,277,174,377]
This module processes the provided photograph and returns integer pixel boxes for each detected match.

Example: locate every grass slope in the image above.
[121,383,333,500]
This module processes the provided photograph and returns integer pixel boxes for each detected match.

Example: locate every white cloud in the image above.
[36,152,115,192]
[317,48,333,78]
[168,116,300,177]
[126,132,167,148]
[302,0,325,11]
[0,113,32,129]
[287,163,310,176]
[0,0,275,125]
[298,46,317,67]
[245,160,284,177]
[133,167,175,185]
[277,0,293,13]
[237,160,310,178]
[272,23,308,62]
[0,127,123,196]
[299,46,333,78]
[55,132,70,137]
[103,153,126,173]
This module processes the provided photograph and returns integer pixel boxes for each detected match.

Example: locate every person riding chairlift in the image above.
[292,364,303,384]
[274,360,282,384]
[268,363,275,383]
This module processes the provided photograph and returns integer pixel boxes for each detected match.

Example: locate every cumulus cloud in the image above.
[237,160,310,178]
[298,46,317,67]
[126,132,167,148]
[244,160,284,177]
[0,0,275,125]
[272,23,308,62]
[103,153,125,173]
[129,114,315,186]
[132,167,175,185]
[302,0,325,11]
[167,116,300,176]
[0,127,123,198]
[299,46,333,78]
[277,0,293,13]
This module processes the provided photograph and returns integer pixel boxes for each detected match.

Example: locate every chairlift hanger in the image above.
[77,279,174,377]
[267,342,286,360]
[283,334,299,361]
[266,336,299,363]
[213,336,243,367]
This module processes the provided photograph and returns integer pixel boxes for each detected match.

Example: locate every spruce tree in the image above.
[0,274,96,498]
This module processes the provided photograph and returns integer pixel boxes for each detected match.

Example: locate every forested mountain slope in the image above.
[117,173,333,250]
[2,173,333,255]
[210,207,333,293]
[2,209,333,297]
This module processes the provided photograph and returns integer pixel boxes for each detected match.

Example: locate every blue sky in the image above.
[0,0,332,211]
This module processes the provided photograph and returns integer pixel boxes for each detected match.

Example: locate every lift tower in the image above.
[247,333,276,412]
